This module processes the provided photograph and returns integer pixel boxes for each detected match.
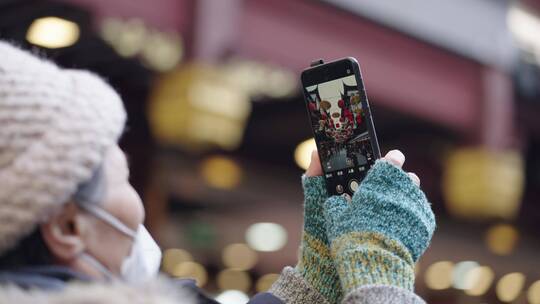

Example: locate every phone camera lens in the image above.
[347,69,351,74]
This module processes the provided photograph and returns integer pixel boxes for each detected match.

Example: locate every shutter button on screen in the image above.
[349,179,359,192]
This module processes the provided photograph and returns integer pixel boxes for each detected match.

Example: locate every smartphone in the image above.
[301,57,381,197]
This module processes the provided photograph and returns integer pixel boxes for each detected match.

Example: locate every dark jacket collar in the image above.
[0,265,90,290]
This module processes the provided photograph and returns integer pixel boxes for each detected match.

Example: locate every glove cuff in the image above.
[331,231,415,292]
[296,232,343,303]
[270,266,330,304]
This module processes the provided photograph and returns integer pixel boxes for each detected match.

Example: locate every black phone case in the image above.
[301,57,381,196]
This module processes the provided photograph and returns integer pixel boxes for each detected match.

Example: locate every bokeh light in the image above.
[200,156,242,190]
[508,4,540,64]
[245,222,288,252]
[485,223,519,256]
[496,272,526,302]
[424,261,454,290]
[215,290,249,304]
[172,261,208,287]
[216,269,252,292]
[256,273,280,292]
[294,138,316,170]
[528,280,540,304]
[222,243,258,270]
[26,17,80,48]
[110,18,146,57]
[162,248,194,274]
[443,148,524,220]
[452,261,480,290]
[149,64,251,151]
[141,31,183,72]
[221,59,297,99]
[100,17,182,71]
[464,266,495,296]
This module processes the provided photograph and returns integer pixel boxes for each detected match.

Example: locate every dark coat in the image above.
[0,266,283,304]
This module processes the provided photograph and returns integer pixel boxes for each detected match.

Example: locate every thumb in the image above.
[323,195,349,242]
[305,149,323,177]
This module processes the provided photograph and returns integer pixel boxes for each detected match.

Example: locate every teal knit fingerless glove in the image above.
[295,175,343,303]
[323,160,436,293]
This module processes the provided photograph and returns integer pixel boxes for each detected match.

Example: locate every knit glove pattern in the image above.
[323,160,436,293]
[295,175,343,303]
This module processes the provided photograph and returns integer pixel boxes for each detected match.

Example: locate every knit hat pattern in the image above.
[0,42,126,254]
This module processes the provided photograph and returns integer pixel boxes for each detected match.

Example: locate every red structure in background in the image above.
[59,0,521,150]
[193,0,517,149]
[235,1,517,149]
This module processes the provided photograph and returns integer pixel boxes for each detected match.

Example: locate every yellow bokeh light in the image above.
[464,266,495,296]
[222,243,258,271]
[26,17,80,48]
[256,273,280,292]
[485,224,519,256]
[294,138,316,170]
[425,261,454,290]
[114,19,147,57]
[443,148,524,220]
[496,272,526,302]
[148,64,251,151]
[221,58,297,99]
[172,261,208,287]
[141,31,183,72]
[217,269,252,292]
[527,280,540,304]
[162,248,193,274]
[200,156,242,190]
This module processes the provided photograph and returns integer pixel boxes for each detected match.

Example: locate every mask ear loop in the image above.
[77,203,137,239]
[74,163,137,239]
[79,253,116,281]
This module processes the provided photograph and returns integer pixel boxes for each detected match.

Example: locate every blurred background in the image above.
[1,0,540,303]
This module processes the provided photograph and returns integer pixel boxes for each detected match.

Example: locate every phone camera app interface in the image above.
[305,75,375,184]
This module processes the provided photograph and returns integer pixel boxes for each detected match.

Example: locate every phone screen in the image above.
[304,70,377,196]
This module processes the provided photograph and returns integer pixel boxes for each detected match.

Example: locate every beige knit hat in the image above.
[0,41,126,254]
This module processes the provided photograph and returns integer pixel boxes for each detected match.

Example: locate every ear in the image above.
[40,202,87,261]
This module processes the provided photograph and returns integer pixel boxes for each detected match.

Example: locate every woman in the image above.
[0,41,435,303]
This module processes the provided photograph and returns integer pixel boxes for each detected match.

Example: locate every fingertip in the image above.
[384,149,405,167]
[408,172,421,187]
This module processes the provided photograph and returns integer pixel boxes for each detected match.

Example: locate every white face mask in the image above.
[78,203,162,284]
[120,225,162,283]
